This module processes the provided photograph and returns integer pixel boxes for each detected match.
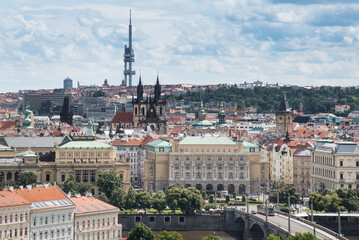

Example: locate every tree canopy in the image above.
[167,86,359,115]
[157,230,183,240]
[310,188,359,212]
[59,175,93,196]
[17,172,37,186]
[128,223,155,240]
[267,232,318,240]
[97,171,123,199]
[152,190,167,213]
[203,235,221,240]
[269,184,300,204]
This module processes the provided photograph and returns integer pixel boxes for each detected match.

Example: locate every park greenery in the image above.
[167,86,359,114]
[59,175,93,196]
[2,172,39,188]
[128,223,184,240]
[269,184,300,205]
[310,188,359,212]
[267,232,318,240]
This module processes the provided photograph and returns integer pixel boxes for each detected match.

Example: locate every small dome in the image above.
[22,116,32,125]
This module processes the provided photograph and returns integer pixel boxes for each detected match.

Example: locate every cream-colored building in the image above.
[71,195,122,240]
[312,141,359,191]
[0,190,31,240]
[293,148,311,196]
[54,135,130,195]
[0,135,131,196]
[144,136,259,195]
[271,143,293,185]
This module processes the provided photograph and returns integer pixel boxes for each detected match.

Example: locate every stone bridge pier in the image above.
[223,208,288,240]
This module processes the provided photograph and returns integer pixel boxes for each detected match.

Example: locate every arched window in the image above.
[160,107,163,116]
[6,172,12,181]
[135,107,138,115]
[20,214,23,221]
[141,107,145,115]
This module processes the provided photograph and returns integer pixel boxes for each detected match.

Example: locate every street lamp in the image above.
[265,199,268,222]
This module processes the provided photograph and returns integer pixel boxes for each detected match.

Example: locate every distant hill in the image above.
[166,86,358,115]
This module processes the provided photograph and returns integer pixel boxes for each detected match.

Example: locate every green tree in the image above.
[128,223,155,240]
[286,232,319,240]
[125,187,138,210]
[97,193,109,203]
[269,184,300,204]
[242,195,246,202]
[166,187,182,213]
[177,187,204,215]
[233,192,236,199]
[225,195,230,203]
[17,172,37,186]
[203,235,221,240]
[267,234,280,240]
[156,230,183,240]
[110,187,126,209]
[209,195,214,204]
[60,175,77,194]
[152,190,167,213]
[76,182,93,196]
[136,191,151,212]
[97,171,123,199]
[93,90,105,97]
[309,192,325,212]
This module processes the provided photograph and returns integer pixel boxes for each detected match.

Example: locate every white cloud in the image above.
[0,0,359,91]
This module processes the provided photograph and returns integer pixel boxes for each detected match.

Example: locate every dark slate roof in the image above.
[6,137,62,148]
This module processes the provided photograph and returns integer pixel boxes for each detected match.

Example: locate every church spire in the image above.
[136,75,143,102]
[154,74,161,101]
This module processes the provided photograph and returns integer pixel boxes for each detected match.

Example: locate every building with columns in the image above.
[144,136,256,195]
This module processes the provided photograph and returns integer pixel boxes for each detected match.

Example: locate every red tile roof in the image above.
[112,139,142,147]
[0,190,30,208]
[71,196,118,214]
[111,112,133,123]
[0,121,17,130]
[15,186,69,203]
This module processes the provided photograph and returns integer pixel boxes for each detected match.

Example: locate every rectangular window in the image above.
[218,156,222,161]
[196,173,201,179]
[186,156,190,161]
[175,173,180,179]
[175,164,179,170]
[261,164,265,170]
[240,173,244,179]
[186,173,190,179]
[340,161,343,167]
[357,161,359,167]
[175,156,179,161]
[186,164,190,170]
[196,164,201,170]
[149,216,155,222]
[75,171,81,182]
[83,171,88,182]
[218,173,223,179]
[207,156,212,161]
[207,164,212,170]
[90,170,96,182]
[165,217,170,222]
[159,147,164,152]
[229,157,233,161]
[340,173,344,180]
[207,173,212,179]
[61,174,65,182]
[46,174,50,182]
[229,173,234,179]
[229,165,233,170]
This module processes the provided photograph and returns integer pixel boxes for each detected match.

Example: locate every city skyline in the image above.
[1,0,359,92]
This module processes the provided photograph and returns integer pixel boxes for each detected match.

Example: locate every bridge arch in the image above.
[235,216,245,234]
[249,223,265,239]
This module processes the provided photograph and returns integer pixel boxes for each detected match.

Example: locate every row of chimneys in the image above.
[8,183,53,192]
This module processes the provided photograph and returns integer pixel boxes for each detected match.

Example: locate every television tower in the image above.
[123,10,136,87]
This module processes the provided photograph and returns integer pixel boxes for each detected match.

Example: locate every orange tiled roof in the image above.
[112,139,142,147]
[15,186,69,203]
[71,196,118,214]
[111,111,133,123]
[0,190,30,208]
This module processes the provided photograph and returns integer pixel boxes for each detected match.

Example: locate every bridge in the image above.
[223,207,348,240]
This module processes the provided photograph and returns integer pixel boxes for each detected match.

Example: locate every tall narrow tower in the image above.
[123,10,136,87]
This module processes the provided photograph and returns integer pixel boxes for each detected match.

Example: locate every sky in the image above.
[1,0,359,92]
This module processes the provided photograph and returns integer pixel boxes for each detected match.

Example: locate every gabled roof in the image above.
[0,121,16,130]
[71,196,118,214]
[0,191,30,208]
[112,139,142,147]
[111,111,133,123]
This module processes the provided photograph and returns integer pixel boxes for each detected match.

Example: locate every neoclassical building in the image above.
[0,134,131,196]
[144,136,253,195]
[312,141,359,191]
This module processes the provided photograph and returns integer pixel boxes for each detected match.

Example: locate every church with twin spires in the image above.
[111,76,167,134]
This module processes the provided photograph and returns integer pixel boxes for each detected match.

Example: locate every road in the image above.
[255,213,339,240]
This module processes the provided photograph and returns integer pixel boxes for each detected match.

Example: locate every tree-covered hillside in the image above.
[167,86,359,114]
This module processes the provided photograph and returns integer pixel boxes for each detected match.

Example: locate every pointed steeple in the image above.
[136,75,143,102]
[154,74,161,101]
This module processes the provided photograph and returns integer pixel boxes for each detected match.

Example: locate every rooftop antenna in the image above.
[123,9,135,87]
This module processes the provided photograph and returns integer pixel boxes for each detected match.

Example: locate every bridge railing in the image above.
[275,210,348,240]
